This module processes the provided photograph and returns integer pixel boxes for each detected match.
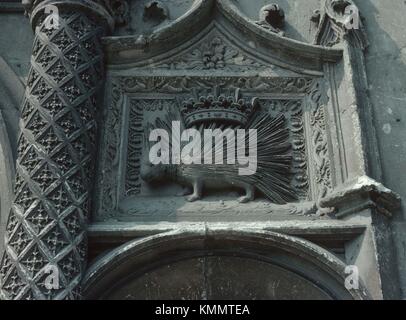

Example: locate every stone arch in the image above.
[83,229,370,300]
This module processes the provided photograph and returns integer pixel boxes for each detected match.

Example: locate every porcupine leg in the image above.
[187,179,203,202]
[238,183,255,203]
[177,186,193,196]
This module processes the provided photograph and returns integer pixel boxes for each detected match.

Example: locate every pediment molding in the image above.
[103,0,343,73]
[109,22,306,77]
[141,23,272,72]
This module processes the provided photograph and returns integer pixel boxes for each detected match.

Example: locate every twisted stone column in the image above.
[0,1,112,300]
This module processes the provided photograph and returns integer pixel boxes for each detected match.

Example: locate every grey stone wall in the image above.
[0,13,33,79]
[355,0,406,298]
[0,0,405,299]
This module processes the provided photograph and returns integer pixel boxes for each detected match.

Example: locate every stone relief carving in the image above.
[95,76,330,220]
[125,99,152,197]
[141,91,296,204]
[0,0,400,302]
[153,30,265,71]
[120,76,315,94]
[95,81,123,218]
[309,80,333,199]
[0,11,107,300]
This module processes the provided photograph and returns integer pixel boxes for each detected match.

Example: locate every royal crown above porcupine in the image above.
[141,91,297,204]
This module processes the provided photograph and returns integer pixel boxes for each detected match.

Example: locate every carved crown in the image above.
[181,89,259,127]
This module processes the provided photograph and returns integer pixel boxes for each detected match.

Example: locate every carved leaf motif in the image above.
[309,81,333,198]
[155,33,264,71]
[95,81,123,217]
[119,76,314,94]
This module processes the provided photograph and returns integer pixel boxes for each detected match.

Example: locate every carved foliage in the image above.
[125,100,143,197]
[154,30,264,71]
[95,81,123,218]
[120,76,315,94]
[309,81,333,198]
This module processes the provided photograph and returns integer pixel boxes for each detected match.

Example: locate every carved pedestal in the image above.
[0,2,111,300]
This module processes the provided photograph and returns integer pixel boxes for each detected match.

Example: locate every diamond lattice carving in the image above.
[0,11,105,300]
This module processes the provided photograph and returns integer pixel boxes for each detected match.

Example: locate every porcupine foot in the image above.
[238,183,255,203]
[186,179,203,202]
[177,186,193,197]
[187,194,201,202]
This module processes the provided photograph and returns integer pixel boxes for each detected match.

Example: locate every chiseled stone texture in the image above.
[354,0,406,298]
[0,0,405,299]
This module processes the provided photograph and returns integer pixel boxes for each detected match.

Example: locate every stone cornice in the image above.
[319,176,401,218]
[101,0,343,72]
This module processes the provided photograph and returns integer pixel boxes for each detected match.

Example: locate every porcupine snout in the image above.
[140,160,164,182]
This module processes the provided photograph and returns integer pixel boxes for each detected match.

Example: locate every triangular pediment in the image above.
[127,23,303,77]
[105,0,341,74]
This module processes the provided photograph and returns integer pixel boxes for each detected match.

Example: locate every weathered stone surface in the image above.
[355,0,406,296]
[0,1,111,300]
[0,0,405,300]
[104,256,334,300]
[0,57,24,258]
[83,229,369,300]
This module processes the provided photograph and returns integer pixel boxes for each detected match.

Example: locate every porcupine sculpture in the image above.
[140,89,297,204]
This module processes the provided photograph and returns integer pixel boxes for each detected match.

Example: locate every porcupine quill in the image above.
[141,96,297,204]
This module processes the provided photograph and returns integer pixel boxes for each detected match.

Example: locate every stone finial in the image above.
[330,0,353,15]
[256,4,285,36]
[311,9,321,26]
[109,0,130,27]
[143,1,169,26]
[21,0,33,16]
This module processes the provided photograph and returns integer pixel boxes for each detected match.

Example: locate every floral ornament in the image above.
[202,37,226,69]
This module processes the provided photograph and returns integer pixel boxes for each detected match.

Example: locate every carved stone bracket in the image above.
[319,176,401,218]
[0,1,111,300]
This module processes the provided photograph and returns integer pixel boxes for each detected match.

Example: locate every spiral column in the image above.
[0,0,113,300]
